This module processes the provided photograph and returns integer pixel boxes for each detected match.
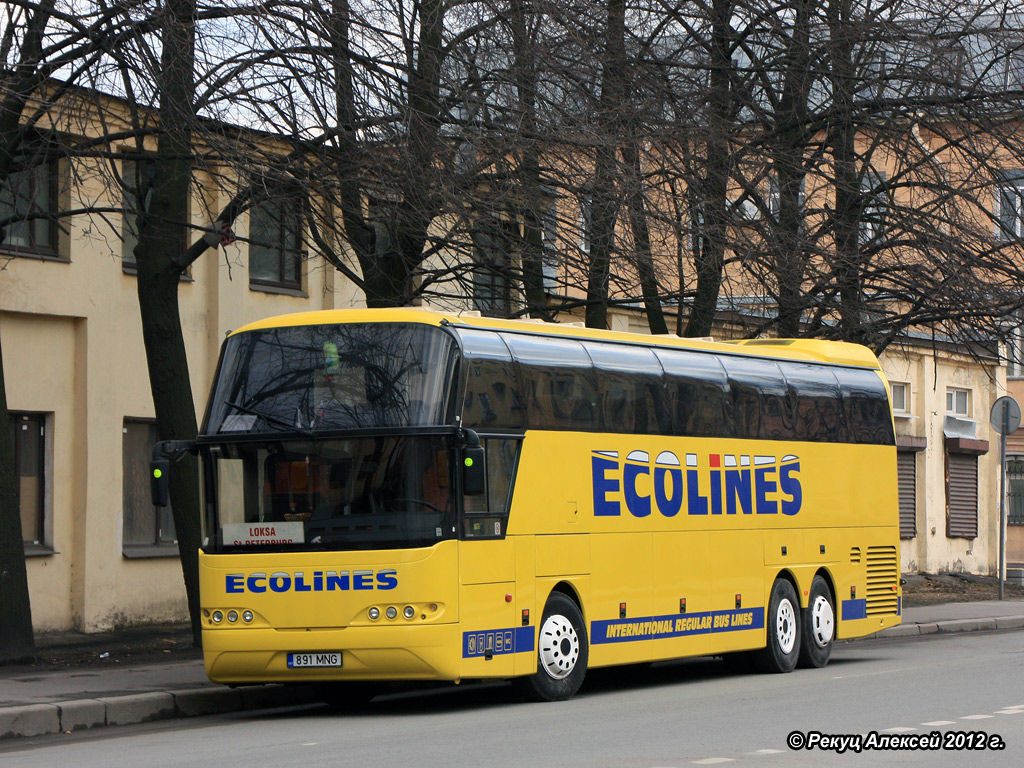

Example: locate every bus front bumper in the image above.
[202,624,462,684]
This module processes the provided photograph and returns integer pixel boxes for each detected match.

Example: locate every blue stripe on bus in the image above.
[463,626,535,658]
[842,598,867,620]
[591,608,764,645]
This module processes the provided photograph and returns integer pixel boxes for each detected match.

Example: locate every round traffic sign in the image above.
[991,395,1021,435]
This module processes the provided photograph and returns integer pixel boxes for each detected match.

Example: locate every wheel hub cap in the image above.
[539,614,580,680]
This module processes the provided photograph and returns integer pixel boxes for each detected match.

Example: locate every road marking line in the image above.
[692,759,736,765]
[996,709,1024,715]
[961,714,994,720]
[882,727,917,732]
[922,721,955,726]
[749,749,784,754]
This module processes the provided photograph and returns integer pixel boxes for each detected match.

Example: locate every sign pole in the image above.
[991,395,1020,601]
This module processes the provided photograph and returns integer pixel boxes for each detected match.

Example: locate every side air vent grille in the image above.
[865,545,899,615]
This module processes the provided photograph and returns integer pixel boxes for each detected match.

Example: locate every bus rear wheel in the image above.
[798,575,835,669]
[755,578,800,674]
[515,592,588,702]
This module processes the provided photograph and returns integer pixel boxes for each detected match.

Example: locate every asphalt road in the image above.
[4,630,1023,767]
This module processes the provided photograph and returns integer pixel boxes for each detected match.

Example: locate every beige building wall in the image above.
[1,153,360,632]
[882,344,1003,577]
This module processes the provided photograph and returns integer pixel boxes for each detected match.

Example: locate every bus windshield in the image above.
[204,323,458,435]
[203,435,457,552]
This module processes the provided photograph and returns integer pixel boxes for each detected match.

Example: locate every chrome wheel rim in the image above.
[538,614,580,680]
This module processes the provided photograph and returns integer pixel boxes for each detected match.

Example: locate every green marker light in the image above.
[153,468,163,478]
[464,458,474,467]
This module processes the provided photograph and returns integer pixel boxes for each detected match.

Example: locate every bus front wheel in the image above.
[798,575,835,669]
[755,578,800,674]
[515,592,588,702]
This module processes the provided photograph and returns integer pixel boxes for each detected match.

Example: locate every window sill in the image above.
[122,263,194,281]
[123,544,180,559]
[249,282,308,298]
[0,248,67,263]
[25,545,58,557]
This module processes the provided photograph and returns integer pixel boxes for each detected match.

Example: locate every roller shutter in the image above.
[947,453,979,539]
[897,451,917,539]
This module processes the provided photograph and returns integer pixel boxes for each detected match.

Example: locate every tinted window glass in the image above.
[655,349,730,437]
[502,333,598,430]
[721,357,789,439]
[585,342,668,434]
[457,329,525,431]
[840,368,895,445]
[780,362,846,442]
[206,323,457,434]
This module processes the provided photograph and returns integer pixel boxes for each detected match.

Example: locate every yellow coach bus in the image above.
[153,307,901,702]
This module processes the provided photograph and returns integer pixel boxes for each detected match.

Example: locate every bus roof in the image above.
[230,307,883,370]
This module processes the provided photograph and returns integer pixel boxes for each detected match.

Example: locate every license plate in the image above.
[287,652,342,668]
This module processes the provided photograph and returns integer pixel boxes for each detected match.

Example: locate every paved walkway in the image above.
[3,599,1024,741]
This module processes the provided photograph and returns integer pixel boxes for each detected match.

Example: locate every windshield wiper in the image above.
[225,400,313,436]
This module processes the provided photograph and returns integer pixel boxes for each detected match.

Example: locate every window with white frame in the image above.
[890,382,910,415]
[946,387,971,417]
[859,170,888,243]
[1006,314,1024,378]
[542,195,559,293]
[996,171,1024,241]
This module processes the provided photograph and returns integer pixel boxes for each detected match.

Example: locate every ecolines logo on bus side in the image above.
[591,450,802,517]
[225,570,398,594]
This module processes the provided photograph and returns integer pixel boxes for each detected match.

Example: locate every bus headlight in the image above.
[227,610,238,623]
[212,611,223,624]
[386,606,398,620]
[242,610,254,623]
[403,606,415,619]
[368,607,380,620]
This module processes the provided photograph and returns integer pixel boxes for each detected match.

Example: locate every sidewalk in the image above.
[4,599,1024,741]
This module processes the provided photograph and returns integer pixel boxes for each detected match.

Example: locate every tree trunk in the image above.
[0,324,35,664]
[686,0,735,338]
[132,0,202,646]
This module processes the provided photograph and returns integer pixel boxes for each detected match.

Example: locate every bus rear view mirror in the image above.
[151,457,170,507]
[462,444,486,495]
[150,439,195,507]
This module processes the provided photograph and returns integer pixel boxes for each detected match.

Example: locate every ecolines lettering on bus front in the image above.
[225,569,398,594]
[592,450,802,517]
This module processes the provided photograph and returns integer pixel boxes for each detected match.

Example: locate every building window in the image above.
[121,158,143,266]
[8,413,48,551]
[995,171,1024,241]
[890,382,909,415]
[1,156,58,256]
[122,420,177,554]
[542,196,559,294]
[472,217,517,318]
[249,191,303,290]
[859,170,887,244]
[1008,458,1024,526]
[946,387,970,417]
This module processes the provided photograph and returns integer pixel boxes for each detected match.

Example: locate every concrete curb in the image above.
[863,614,1024,640]
[4,615,1024,741]
[0,684,322,741]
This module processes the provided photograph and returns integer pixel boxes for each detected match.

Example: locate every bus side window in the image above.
[654,348,730,438]
[780,362,845,443]
[463,438,520,538]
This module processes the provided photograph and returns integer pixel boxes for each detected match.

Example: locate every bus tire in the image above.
[515,592,588,702]
[798,575,835,669]
[755,578,800,674]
